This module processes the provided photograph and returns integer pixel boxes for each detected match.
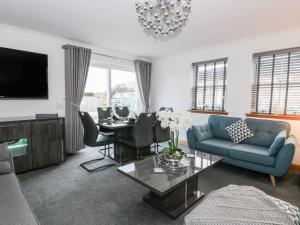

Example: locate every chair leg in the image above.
[104,145,107,156]
[80,150,115,172]
[270,175,276,187]
[136,148,143,160]
[106,147,118,163]
[151,143,157,153]
[98,146,108,154]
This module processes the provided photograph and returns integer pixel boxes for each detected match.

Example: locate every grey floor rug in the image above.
[19,148,300,225]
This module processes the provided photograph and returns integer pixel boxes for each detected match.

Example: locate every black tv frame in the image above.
[0,47,49,100]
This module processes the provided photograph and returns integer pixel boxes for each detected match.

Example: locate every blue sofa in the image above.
[187,115,296,186]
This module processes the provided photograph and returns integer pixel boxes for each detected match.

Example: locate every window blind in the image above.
[251,48,300,115]
[192,58,228,111]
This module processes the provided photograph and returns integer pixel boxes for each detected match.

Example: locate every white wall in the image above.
[151,28,300,164]
[0,24,149,118]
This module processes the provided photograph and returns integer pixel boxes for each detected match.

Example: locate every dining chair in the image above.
[97,107,115,136]
[78,111,115,172]
[115,106,130,118]
[120,112,156,160]
[153,119,170,153]
[97,107,112,123]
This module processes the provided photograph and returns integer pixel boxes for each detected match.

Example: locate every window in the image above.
[81,67,109,119]
[191,58,228,112]
[111,69,139,112]
[251,48,300,115]
[81,66,141,119]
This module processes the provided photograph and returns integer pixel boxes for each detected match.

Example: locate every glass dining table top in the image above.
[117,150,223,195]
[97,119,134,129]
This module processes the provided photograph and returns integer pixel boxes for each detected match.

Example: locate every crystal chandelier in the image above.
[135,0,192,37]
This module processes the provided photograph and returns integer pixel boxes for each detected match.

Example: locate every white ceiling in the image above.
[0,0,300,58]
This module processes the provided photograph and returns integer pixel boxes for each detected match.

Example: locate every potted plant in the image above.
[157,111,191,165]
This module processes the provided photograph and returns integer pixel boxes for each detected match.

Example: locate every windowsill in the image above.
[246,113,300,121]
[188,109,228,115]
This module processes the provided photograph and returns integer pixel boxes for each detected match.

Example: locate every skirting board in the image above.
[290,164,300,172]
[179,139,300,172]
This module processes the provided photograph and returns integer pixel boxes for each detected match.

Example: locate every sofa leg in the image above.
[270,175,276,187]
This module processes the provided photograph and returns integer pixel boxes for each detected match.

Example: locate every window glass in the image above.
[81,67,108,119]
[251,48,300,115]
[192,59,227,112]
[81,66,141,120]
[111,69,139,112]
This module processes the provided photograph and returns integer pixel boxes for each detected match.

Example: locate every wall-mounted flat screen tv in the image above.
[0,47,48,99]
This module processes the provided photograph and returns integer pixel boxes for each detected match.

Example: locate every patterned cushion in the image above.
[225,119,253,143]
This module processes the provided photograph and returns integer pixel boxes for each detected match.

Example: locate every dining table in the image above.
[97,119,135,164]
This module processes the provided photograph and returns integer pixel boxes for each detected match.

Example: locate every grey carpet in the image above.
[19,148,300,225]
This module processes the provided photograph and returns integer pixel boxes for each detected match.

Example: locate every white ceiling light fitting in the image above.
[135,0,192,37]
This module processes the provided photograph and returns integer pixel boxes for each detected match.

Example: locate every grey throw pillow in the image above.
[0,143,12,174]
[225,119,253,143]
[269,130,286,156]
[0,161,12,174]
[0,143,10,161]
[192,124,213,143]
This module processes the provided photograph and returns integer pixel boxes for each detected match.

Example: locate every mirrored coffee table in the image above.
[117,150,223,219]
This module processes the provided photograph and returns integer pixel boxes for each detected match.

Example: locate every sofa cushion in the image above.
[243,118,290,147]
[225,119,253,143]
[208,115,241,141]
[0,143,13,174]
[0,173,39,225]
[196,138,235,156]
[0,143,10,161]
[223,157,274,175]
[192,124,212,143]
[0,161,12,174]
[269,130,287,156]
[229,144,275,166]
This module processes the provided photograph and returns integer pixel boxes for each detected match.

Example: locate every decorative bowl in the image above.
[163,149,185,168]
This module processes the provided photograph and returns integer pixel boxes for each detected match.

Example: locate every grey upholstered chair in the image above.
[120,112,156,160]
[115,106,130,118]
[153,119,170,153]
[97,107,115,136]
[97,107,112,123]
[78,111,115,172]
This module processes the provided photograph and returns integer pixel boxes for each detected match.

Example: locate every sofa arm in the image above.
[187,128,197,150]
[273,135,296,177]
[0,143,14,174]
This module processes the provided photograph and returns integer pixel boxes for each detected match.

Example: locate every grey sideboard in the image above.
[0,116,65,174]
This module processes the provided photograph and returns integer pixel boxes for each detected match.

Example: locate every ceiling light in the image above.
[135,0,192,37]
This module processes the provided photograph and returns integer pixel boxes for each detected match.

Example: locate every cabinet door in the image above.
[31,119,64,169]
[0,122,32,173]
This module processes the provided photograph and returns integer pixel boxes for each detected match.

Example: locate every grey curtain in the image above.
[134,60,152,112]
[63,44,91,153]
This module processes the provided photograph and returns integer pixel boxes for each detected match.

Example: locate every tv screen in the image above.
[0,47,48,99]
